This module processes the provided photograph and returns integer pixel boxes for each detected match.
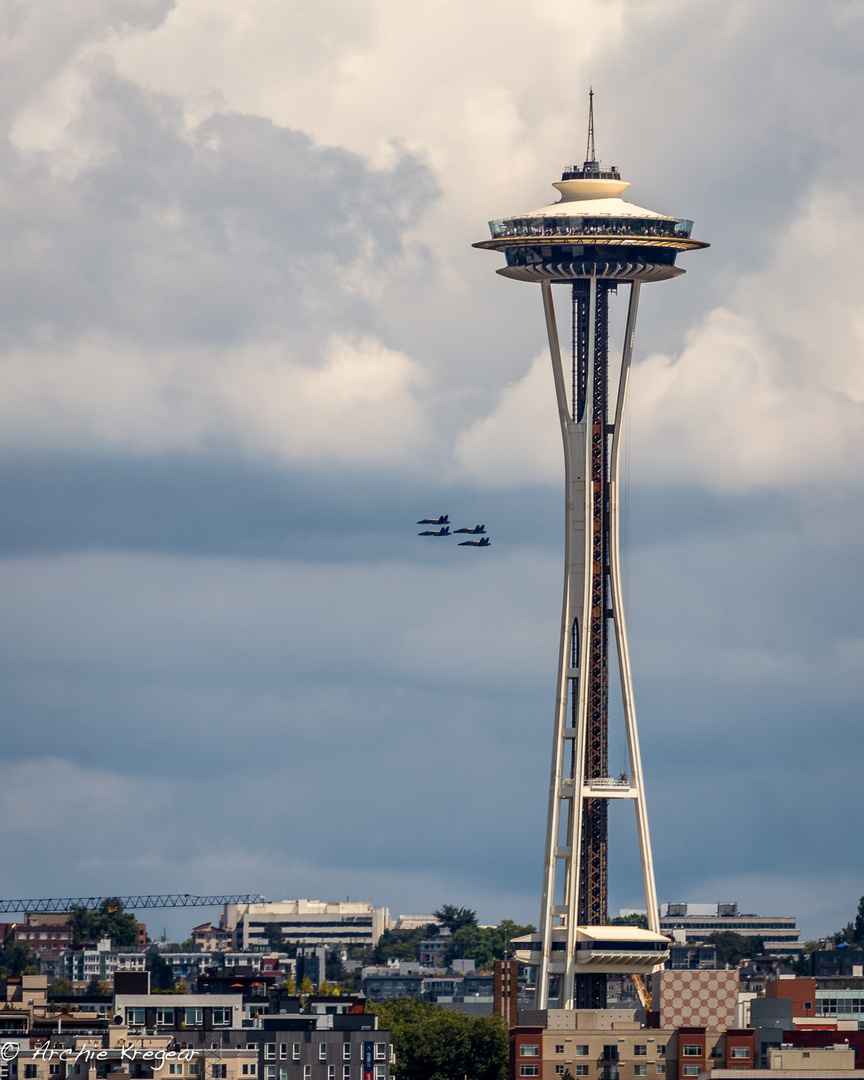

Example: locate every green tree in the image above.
[854,897,864,946]
[371,927,433,965]
[263,924,286,951]
[0,939,35,977]
[703,931,763,968]
[48,977,72,997]
[326,951,346,984]
[372,998,506,1080]
[432,906,478,934]
[299,975,314,996]
[611,913,648,929]
[69,898,140,947]
[441,921,536,969]
[148,952,176,991]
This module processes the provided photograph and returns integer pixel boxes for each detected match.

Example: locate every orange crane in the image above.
[631,973,652,1010]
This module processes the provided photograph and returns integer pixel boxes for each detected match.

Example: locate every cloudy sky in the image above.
[1,0,864,945]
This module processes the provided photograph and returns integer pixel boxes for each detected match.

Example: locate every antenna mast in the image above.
[585,86,596,163]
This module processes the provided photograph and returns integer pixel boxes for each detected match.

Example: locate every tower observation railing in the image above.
[487,217,694,240]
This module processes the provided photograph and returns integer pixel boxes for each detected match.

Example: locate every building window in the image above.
[555,1046,564,1055]
[520,1046,540,1057]
[280,1047,288,1061]
[657,1046,665,1056]
[265,1046,276,1062]
[343,1070,350,1080]
[212,1009,231,1026]
[682,1068,700,1078]
[804,1001,812,1010]
[574,1069,588,1078]
[185,1009,203,1026]
[328,1069,335,1080]
[730,1047,750,1059]
[293,1047,301,1062]
[374,1047,385,1063]
[126,1008,145,1025]
[280,1071,286,1080]
[555,1067,564,1075]
[190,1068,199,1076]
[156,1009,175,1026]
[373,1069,385,1080]
[519,1068,539,1077]
[343,1046,351,1062]
[682,1046,702,1057]
[319,1045,327,1062]
[212,1069,226,1080]
[634,1068,647,1077]
[304,1070,311,1080]
[656,1069,664,1076]
[169,1068,182,1076]
[49,1070,61,1078]
[574,1047,588,1057]
[265,1069,275,1080]
[634,1046,647,1057]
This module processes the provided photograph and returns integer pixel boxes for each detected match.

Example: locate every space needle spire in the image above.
[585,86,596,165]
[475,95,707,1010]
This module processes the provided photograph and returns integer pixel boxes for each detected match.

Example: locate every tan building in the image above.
[221,901,389,951]
[512,1009,674,1080]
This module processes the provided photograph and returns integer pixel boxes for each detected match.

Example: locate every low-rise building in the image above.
[221,902,389,952]
[659,902,800,955]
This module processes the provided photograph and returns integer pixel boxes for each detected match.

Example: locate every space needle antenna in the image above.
[586,86,596,163]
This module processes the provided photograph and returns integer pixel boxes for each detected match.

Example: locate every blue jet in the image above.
[453,524,485,534]
[417,515,449,525]
[419,526,451,537]
[458,536,491,547]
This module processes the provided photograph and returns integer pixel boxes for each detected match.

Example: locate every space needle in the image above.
[475,93,708,1011]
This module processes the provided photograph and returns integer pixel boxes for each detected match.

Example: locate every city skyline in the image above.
[0,1,863,946]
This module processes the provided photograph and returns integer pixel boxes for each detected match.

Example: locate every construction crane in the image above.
[630,973,652,1010]
[0,894,265,914]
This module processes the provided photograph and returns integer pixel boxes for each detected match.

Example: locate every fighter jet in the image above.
[419,526,451,537]
[458,536,491,547]
[417,515,449,525]
[453,524,485,534]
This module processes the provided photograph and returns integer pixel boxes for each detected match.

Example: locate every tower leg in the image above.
[534,279,661,1011]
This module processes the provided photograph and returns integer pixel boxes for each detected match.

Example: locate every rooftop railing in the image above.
[488,217,694,241]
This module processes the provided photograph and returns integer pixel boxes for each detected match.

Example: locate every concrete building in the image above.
[191,924,235,952]
[221,902,388,951]
[659,903,801,954]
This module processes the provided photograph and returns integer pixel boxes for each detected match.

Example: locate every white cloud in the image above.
[453,350,561,486]
[0,333,432,464]
[454,175,864,492]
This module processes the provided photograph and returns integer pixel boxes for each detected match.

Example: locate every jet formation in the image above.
[417,516,490,547]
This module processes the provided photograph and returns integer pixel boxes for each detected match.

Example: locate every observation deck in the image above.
[474,159,708,283]
[511,925,671,976]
